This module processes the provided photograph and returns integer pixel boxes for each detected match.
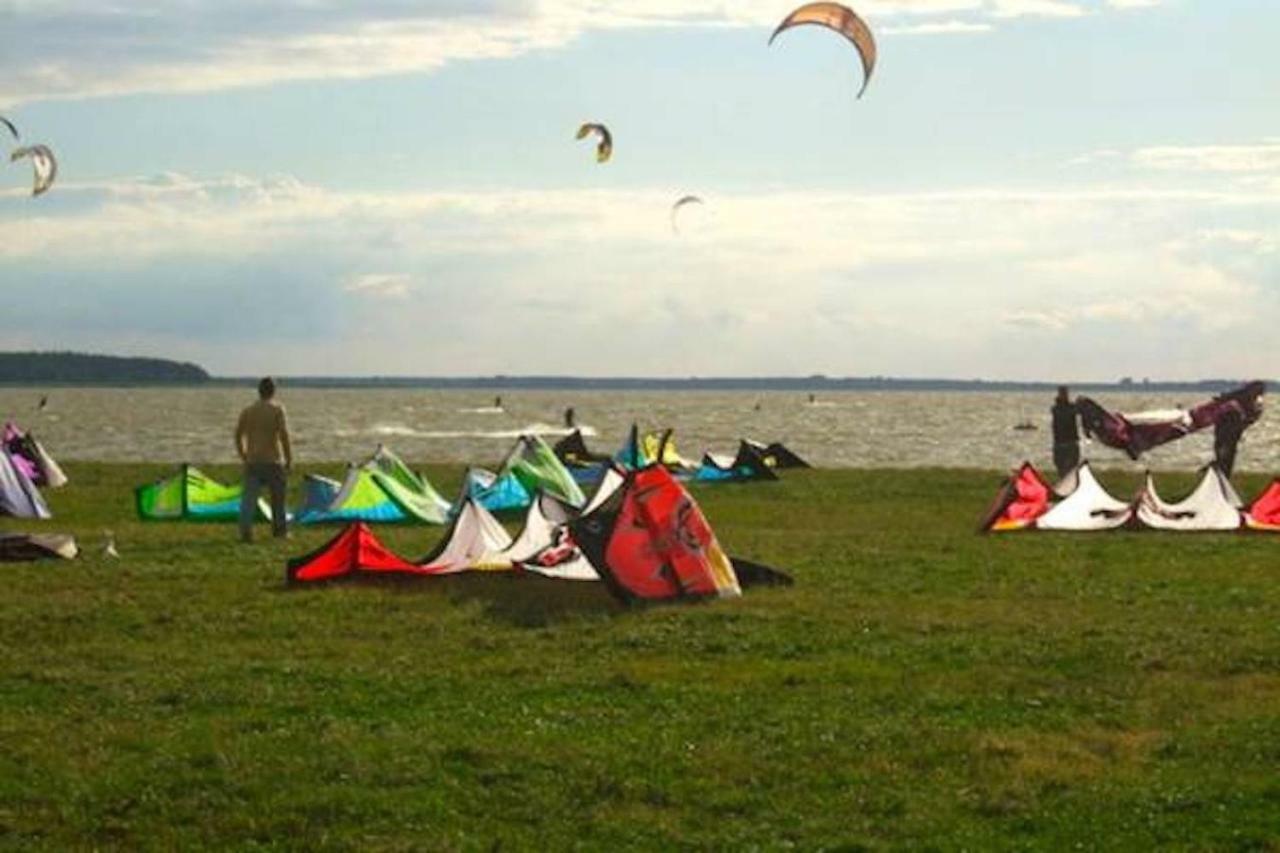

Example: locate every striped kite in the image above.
[770,3,877,99]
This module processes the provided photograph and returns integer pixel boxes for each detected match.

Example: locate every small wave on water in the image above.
[361,422,598,440]
[457,406,505,414]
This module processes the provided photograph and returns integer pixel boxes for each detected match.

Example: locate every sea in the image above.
[2,387,1277,473]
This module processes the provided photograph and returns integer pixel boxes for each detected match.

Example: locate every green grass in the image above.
[2,463,1278,850]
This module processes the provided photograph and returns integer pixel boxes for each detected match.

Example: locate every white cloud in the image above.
[1132,143,1280,174]
[345,273,413,299]
[881,20,994,36]
[0,0,1165,106]
[989,0,1086,19]
[1064,148,1123,167]
[1,170,1276,377]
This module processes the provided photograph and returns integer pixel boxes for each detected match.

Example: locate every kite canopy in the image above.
[4,422,67,488]
[471,491,580,573]
[770,2,877,98]
[569,464,743,603]
[613,426,695,473]
[0,116,17,141]
[1244,480,1280,532]
[287,522,424,583]
[295,448,450,525]
[10,144,57,196]
[745,439,811,469]
[135,465,273,522]
[576,122,612,163]
[366,445,451,512]
[1032,462,1133,531]
[518,465,627,582]
[417,497,514,575]
[641,431,696,472]
[1135,465,1242,532]
[553,429,612,468]
[0,450,51,519]
[695,441,779,483]
[461,467,533,515]
[979,462,1054,533]
[0,532,77,561]
[500,435,586,507]
[1077,382,1265,460]
[671,195,704,233]
[287,499,514,583]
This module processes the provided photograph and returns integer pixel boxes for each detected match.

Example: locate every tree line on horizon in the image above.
[0,352,209,384]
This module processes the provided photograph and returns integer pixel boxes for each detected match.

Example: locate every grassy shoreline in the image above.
[2,463,1278,849]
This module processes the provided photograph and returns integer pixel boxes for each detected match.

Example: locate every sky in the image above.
[0,0,1276,380]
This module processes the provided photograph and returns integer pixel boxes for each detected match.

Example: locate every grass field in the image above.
[2,462,1278,850]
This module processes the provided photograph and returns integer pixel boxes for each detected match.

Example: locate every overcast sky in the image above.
[0,0,1276,380]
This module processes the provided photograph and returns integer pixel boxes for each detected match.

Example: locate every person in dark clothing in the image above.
[1214,406,1245,478]
[564,406,576,428]
[1051,385,1080,478]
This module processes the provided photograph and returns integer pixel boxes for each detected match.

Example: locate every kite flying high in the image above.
[575,123,613,163]
[770,3,878,99]
[10,144,57,196]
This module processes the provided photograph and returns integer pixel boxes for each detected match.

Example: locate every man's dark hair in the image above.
[258,377,276,399]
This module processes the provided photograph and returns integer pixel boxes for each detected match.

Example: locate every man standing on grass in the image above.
[235,377,292,542]
[1051,385,1080,478]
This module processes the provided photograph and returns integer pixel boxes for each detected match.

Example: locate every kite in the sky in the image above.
[670,195,704,233]
[0,116,17,141]
[770,3,877,99]
[576,123,613,163]
[11,144,58,196]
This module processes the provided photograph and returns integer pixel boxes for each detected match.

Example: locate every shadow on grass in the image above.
[278,572,624,628]
[444,573,626,628]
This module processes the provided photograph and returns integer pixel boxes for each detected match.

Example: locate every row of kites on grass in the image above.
[0,423,807,605]
[2,3,877,206]
[982,460,1280,534]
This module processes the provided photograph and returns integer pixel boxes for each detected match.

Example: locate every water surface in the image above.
[2,387,1276,473]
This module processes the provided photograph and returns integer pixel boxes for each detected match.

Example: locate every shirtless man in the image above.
[235,377,292,541]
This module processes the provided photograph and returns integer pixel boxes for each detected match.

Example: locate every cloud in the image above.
[0,0,1165,106]
[989,0,1086,19]
[1132,143,1280,174]
[1,170,1276,378]
[345,273,413,299]
[881,20,994,36]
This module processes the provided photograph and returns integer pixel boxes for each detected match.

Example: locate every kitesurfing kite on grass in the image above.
[770,3,877,98]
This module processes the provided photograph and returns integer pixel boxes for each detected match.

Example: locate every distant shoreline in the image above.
[0,376,1267,393]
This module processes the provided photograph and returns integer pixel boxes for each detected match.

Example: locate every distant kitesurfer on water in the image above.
[1051,385,1080,478]
[564,407,576,428]
[36,395,47,411]
[494,395,503,410]
[808,393,816,405]
[235,377,292,543]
